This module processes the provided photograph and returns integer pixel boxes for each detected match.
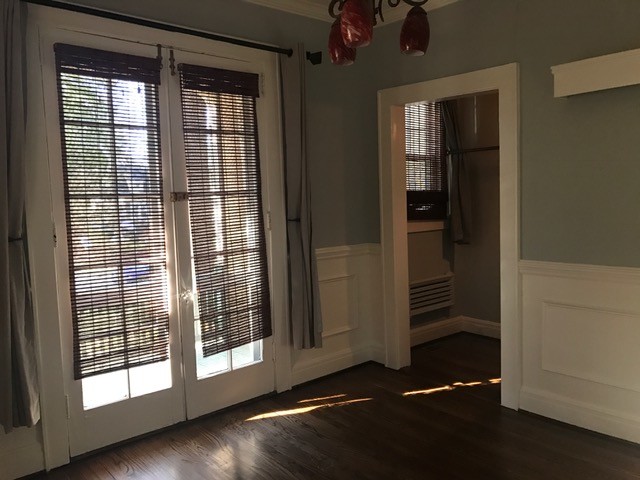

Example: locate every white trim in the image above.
[0,429,45,480]
[244,0,460,23]
[410,318,461,347]
[377,63,521,410]
[379,0,461,24]
[291,346,373,386]
[316,243,381,260]
[520,387,640,445]
[519,260,640,284]
[461,316,501,339]
[551,48,640,97]
[410,316,500,347]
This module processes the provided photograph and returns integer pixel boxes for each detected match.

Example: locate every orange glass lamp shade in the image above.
[329,18,356,66]
[340,0,373,48]
[400,6,430,56]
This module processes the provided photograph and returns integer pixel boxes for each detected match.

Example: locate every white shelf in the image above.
[552,47,640,97]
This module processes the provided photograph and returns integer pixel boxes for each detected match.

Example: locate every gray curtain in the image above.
[442,101,472,244]
[1,0,40,432]
[280,44,322,349]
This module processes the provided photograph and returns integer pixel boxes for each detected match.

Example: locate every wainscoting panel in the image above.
[320,274,359,338]
[542,302,640,393]
[291,244,383,386]
[0,427,45,479]
[520,260,640,444]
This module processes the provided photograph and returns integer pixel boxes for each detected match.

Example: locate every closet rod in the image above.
[447,145,500,155]
[21,0,294,57]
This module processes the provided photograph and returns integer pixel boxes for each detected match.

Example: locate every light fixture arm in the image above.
[329,0,430,24]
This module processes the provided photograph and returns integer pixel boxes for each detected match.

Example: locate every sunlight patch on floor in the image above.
[403,378,501,397]
[298,394,347,404]
[246,398,373,421]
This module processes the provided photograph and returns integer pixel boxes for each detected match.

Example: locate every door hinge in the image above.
[170,192,189,203]
[271,344,276,364]
[260,73,265,96]
[65,395,71,419]
[266,211,272,231]
[53,222,58,248]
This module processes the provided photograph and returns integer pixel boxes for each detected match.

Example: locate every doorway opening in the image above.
[377,64,520,409]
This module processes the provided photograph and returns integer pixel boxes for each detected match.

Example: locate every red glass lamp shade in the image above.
[341,0,373,48]
[400,6,430,56]
[329,19,356,66]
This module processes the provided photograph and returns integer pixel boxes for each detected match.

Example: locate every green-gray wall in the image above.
[63,0,640,267]
[362,0,640,267]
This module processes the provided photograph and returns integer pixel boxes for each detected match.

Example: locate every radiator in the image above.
[409,273,455,316]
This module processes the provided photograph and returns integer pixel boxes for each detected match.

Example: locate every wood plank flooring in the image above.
[30,334,640,479]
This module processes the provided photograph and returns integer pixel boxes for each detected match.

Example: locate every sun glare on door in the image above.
[82,361,172,410]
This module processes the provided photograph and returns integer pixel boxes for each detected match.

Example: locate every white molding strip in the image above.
[292,345,373,385]
[461,316,501,339]
[519,260,640,284]
[520,387,640,445]
[410,316,500,347]
[316,243,381,260]
[552,47,640,97]
[243,0,459,23]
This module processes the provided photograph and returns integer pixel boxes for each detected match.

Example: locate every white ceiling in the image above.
[243,0,460,24]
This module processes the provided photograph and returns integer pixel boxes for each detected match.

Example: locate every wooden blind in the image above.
[55,44,169,379]
[405,102,448,220]
[178,63,272,357]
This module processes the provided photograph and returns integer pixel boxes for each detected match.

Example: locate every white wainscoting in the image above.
[291,244,384,386]
[520,260,640,444]
[0,426,44,480]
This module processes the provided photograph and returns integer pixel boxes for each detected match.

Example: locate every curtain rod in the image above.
[21,0,294,57]
[448,145,500,155]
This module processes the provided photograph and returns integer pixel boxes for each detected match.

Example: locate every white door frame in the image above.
[25,4,291,470]
[377,63,521,409]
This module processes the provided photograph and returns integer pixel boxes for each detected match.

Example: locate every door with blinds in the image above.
[42,29,280,456]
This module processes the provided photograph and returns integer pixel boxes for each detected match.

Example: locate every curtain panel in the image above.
[280,44,322,349]
[0,0,40,432]
[442,101,472,245]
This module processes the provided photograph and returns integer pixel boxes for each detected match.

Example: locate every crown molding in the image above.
[243,0,460,24]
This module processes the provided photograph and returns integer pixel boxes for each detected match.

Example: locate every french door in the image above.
[41,28,283,456]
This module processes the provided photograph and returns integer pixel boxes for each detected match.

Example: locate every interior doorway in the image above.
[407,92,501,337]
[377,64,521,410]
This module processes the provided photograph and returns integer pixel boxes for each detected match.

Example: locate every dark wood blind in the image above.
[55,44,169,379]
[178,63,272,357]
[405,102,448,220]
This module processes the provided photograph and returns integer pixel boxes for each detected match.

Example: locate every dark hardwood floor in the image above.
[31,334,640,479]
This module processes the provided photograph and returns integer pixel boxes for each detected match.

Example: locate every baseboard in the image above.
[291,345,373,386]
[410,316,501,346]
[520,387,640,445]
[410,318,462,347]
[460,316,501,339]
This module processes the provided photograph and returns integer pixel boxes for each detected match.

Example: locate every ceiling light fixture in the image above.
[328,0,431,65]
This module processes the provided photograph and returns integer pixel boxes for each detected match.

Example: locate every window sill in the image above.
[407,220,446,234]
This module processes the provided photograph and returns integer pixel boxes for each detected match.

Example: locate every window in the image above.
[405,102,448,220]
